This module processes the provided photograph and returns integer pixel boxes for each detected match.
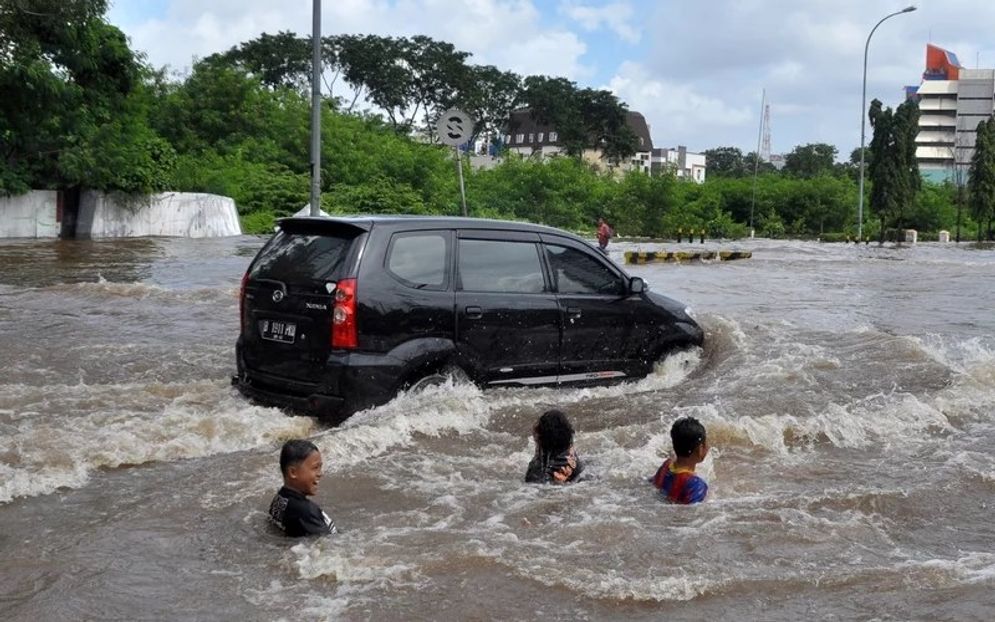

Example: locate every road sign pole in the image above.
[455,146,468,217]
[436,108,474,218]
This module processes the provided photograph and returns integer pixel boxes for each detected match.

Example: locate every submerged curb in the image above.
[623,250,753,264]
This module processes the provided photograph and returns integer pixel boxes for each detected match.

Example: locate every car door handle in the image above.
[566,307,582,319]
[465,305,483,320]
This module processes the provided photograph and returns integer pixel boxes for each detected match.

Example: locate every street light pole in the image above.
[309,0,322,217]
[857,5,916,241]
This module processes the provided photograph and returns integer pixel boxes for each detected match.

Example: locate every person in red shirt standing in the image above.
[596,217,612,253]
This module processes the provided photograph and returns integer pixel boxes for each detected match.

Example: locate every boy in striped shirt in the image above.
[650,417,709,504]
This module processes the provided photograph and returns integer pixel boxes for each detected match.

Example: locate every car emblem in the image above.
[272,289,285,302]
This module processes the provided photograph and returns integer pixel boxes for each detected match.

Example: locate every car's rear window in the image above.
[249,230,358,283]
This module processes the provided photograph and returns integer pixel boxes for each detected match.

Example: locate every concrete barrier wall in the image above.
[0,191,59,238]
[77,191,241,238]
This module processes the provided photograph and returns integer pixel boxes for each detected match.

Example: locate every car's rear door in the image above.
[454,230,561,386]
[241,221,365,382]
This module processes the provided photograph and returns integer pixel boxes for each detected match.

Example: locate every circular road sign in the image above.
[436,108,475,146]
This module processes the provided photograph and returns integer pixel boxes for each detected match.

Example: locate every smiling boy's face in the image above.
[286,450,323,496]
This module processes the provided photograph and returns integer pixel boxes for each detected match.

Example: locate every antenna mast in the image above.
[749,89,766,236]
[760,102,772,163]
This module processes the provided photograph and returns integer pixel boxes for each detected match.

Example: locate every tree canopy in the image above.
[783,143,837,178]
[520,76,638,161]
[867,98,921,241]
[0,0,174,194]
[702,147,747,177]
[968,117,995,241]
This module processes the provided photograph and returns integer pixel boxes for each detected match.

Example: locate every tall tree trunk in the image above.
[955,184,963,242]
[347,86,363,113]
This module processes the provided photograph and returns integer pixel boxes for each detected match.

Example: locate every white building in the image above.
[910,44,995,183]
[650,146,706,183]
[503,109,653,173]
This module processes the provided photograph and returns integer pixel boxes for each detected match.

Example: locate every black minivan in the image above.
[234,216,703,422]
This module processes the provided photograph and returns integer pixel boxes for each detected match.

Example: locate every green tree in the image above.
[968,117,995,241]
[461,65,522,145]
[208,31,349,105]
[702,146,746,177]
[745,151,777,175]
[520,75,637,161]
[210,31,312,92]
[849,146,871,165]
[868,98,920,242]
[0,0,162,193]
[333,34,482,134]
[783,143,837,178]
[400,35,474,132]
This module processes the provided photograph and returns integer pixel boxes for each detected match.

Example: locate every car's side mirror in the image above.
[629,277,646,294]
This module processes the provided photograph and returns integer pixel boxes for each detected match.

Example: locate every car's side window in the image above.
[545,244,624,295]
[458,239,546,293]
[386,231,450,290]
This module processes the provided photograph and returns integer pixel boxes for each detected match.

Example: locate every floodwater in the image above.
[1,236,993,621]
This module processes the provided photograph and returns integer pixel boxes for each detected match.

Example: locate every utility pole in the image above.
[309,0,322,216]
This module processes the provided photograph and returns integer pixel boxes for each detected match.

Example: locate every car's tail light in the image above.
[331,278,358,349]
[239,271,249,333]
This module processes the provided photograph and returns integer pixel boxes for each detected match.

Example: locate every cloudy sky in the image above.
[108,0,995,159]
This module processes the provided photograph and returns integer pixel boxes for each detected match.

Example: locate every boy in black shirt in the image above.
[269,439,337,537]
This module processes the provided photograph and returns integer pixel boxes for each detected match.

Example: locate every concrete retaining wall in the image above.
[0,191,59,238]
[624,250,752,264]
[77,191,241,238]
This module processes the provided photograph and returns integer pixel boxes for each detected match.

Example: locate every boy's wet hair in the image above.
[279,439,319,475]
[671,417,706,457]
[535,409,574,456]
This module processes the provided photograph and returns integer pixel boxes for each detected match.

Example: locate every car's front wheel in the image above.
[407,366,470,393]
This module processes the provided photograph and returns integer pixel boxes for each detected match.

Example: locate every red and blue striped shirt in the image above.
[651,459,708,504]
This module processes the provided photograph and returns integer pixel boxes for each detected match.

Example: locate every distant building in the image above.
[907,44,995,183]
[503,109,653,173]
[650,146,707,183]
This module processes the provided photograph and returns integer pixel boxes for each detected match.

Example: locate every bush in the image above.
[241,209,277,234]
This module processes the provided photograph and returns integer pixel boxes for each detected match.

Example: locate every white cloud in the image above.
[605,61,752,151]
[113,0,592,80]
[107,0,995,154]
[559,0,640,44]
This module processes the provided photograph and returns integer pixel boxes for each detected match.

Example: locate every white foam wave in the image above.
[897,552,995,587]
[914,334,995,383]
[941,450,995,485]
[49,279,237,304]
[309,348,704,477]
[242,579,349,622]
[0,383,314,503]
[530,567,716,602]
[314,380,493,470]
[293,538,422,585]
[482,347,704,412]
[667,390,952,456]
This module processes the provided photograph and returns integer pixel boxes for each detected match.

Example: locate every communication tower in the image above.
[760,102,771,162]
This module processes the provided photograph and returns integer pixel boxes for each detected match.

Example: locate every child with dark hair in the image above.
[650,416,709,504]
[268,439,337,537]
[525,409,584,484]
